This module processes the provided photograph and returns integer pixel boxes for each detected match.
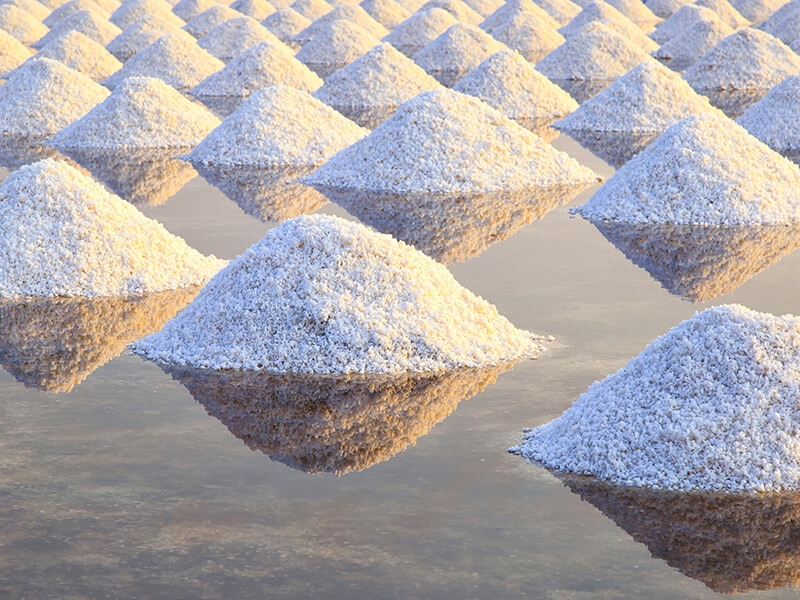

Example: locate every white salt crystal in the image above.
[42,0,108,26]
[104,30,224,91]
[295,18,380,77]
[0,158,226,298]
[513,304,800,493]
[261,7,310,45]
[188,85,368,166]
[382,6,458,55]
[133,213,545,373]
[110,0,184,29]
[198,15,284,61]
[653,16,732,71]
[33,29,121,80]
[729,0,783,24]
[485,11,564,62]
[0,28,33,74]
[481,0,561,34]
[52,76,220,148]
[758,1,800,43]
[559,1,658,53]
[304,88,600,193]
[0,4,48,44]
[695,0,749,29]
[171,0,217,21]
[533,0,581,25]
[0,0,52,22]
[737,75,800,153]
[33,8,121,48]
[230,0,275,19]
[574,113,800,224]
[650,4,721,44]
[290,0,333,19]
[360,0,411,27]
[645,0,691,17]
[293,4,389,44]
[417,0,484,25]
[106,13,182,61]
[0,57,109,136]
[183,4,239,37]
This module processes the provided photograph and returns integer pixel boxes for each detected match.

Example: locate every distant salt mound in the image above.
[556,62,722,131]
[33,30,121,80]
[382,7,458,56]
[737,75,800,153]
[485,11,564,61]
[33,8,121,48]
[52,76,219,149]
[0,58,109,136]
[0,4,49,44]
[533,0,581,25]
[261,8,310,45]
[758,1,800,43]
[232,0,275,19]
[646,0,691,17]
[650,4,722,44]
[0,159,225,298]
[293,4,388,44]
[684,28,800,92]
[110,0,183,29]
[198,15,284,61]
[43,0,109,26]
[93,0,120,14]
[559,1,658,53]
[106,14,182,61]
[305,88,600,193]
[695,0,748,29]
[2,0,51,22]
[295,19,380,77]
[758,0,800,34]
[454,50,578,122]
[513,304,800,493]
[133,214,544,373]
[653,15,733,71]
[481,0,560,33]
[104,31,224,91]
[188,85,368,166]
[0,29,32,74]
[360,0,411,28]
[183,4,239,38]
[574,114,800,224]
[600,0,657,26]
[171,0,216,21]
[464,0,502,18]
[417,0,483,25]
[291,0,332,19]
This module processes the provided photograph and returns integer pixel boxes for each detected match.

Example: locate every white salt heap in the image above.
[694,0,748,30]
[191,41,322,98]
[171,0,216,21]
[33,30,121,81]
[453,50,578,121]
[574,114,800,224]
[295,19,381,77]
[730,0,783,26]
[183,4,239,38]
[464,0,501,18]
[484,11,564,62]
[313,42,440,109]
[513,304,800,493]
[0,58,109,136]
[110,0,183,29]
[187,85,368,166]
[646,0,691,18]
[133,214,545,373]
[104,31,224,91]
[737,75,800,153]
[0,158,225,298]
[93,0,120,14]
[556,62,722,131]
[43,0,109,26]
[230,0,275,20]
[291,0,333,20]
[261,8,311,45]
[382,7,459,56]
[292,4,389,44]
[650,4,724,44]
[304,88,600,193]
[360,0,411,28]
[758,0,800,34]
[2,0,52,22]
[558,1,658,53]
[197,16,284,61]
[33,8,121,48]
[0,29,33,74]
[758,1,800,43]
[417,0,484,25]
[106,14,183,61]
[600,0,657,26]
[653,16,733,71]
[683,28,800,92]
[52,76,220,149]
[533,0,581,25]
[481,0,560,33]
[0,4,49,44]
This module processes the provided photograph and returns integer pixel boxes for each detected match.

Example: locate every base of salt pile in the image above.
[513,304,800,493]
[133,214,548,374]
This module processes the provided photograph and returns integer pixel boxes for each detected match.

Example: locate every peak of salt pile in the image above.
[0,57,109,136]
[133,214,544,373]
[512,304,800,493]
[1,0,52,22]
[43,0,108,26]
[198,15,284,61]
[0,29,32,74]
[360,0,411,28]
[261,7,311,44]
[737,75,800,153]
[575,114,800,224]
[171,0,217,21]
[412,23,508,86]
[645,0,690,18]
[293,4,388,44]
[758,1,800,43]
[183,5,239,38]
[295,18,380,77]
[599,0,658,26]
[417,0,484,25]
[556,62,722,132]
[104,31,224,91]
[0,4,48,44]
[33,8,121,48]
[481,0,560,33]
[106,13,182,61]
[382,7,458,56]
[453,50,578,122]
[559,1,658,53]
[191,41,322,98]
[188,85,367,166]
[33,30,121,81]
[653,15,733,71]
[695,0,749,29]
[729,0,782,22]
[0,159,225,298]
[463,0,502,18]
[305,88,600,193]
[52,76,220,149]
[684,28,800,92]
[650,4,723,44]
[313,42,440,110]
[291,0,333,20]
[485,11,564,62]
[758,0,800,33]
[110,0,183,29]
[532,0,581,25]
[231,0,275,19]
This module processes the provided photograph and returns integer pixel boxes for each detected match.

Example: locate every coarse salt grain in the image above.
[33,29,121,80]
[43,0,109,26]
[110,0,183,29]
[694,0,749,30]
[737,75,800,153]
[757,1,800,43]
[600,0,658,26]
[481,0,561,33]
[1,0,52,22]
[417,0,483,25]
[485,11,564,62]
[650,4,723,44]
[382,6,458,56]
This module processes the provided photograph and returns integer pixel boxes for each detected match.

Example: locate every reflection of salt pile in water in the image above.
[0,289,199,393]
[560,476,800,593]
[0,159,225,298]
[382,7,459,57]
[558,1,658,53]
[33,8,121,49]
[737,75,800,155]
[514,304,800,493]
[163,363,511,474]
[197,15,284,61]
[653,17,733,72]
[557,130,660,167]
[188,86,367,166]
[183,4,240,38]
[134,214,546,373]
[574,114,800,224]
[591,222,800,301]
[0,30,33,75]
[31,30,121,81]
[305,88,600,193]
[295,19,381,77]
[0,4,49,45]
[106,14,184,61]
[261,7,311,46]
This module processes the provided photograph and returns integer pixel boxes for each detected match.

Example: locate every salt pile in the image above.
[556,62,722,132]
[52,76,220,149]
[481,0,561,33]
[32,8,121,48]
[512,304,800,493]
[464,0,502,18]
[574,114,800,224]
[191,41,322,98]
[758,2,800,43]
[292,5,389,44]
[0,29,33,75]
[313,42,440,110]
[650,4,724,44]
[171,0,217,21]
[1,0,52,22]
[197,16,284,61]
[600,0,657,26]
[42,0,109,26]
[290,0,333,20]
[737,75,800,154]
[382,7,459,56]
[684,29,800,92]
[533,0,581,25]
[231,0,275,19]
[104,31,224,91]
[106,13,182,61]
[304,88,600,193]
[261,8,311,45]
[0,58,109,136]
[0,158,225,298]
[295,19,380,77]
[646,0,691,18]
[0,4,49,44]
[758,0,800,34]
[484,11,564,62]
[360,0,411,28]
[133,214,544,373]
[653,17,733,72]
[730,0,782,23]
[183,5,239,38]
[33,30,121,81]
[453,50,578,122]
[558,1,658,53]
[695,0,749,29]
[188,85,367,166]
[417,0,484,26]
[109,0,183,29]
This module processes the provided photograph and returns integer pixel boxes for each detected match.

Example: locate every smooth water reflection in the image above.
[559,130,660,168]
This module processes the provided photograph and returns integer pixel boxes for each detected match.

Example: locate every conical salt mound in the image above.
[360,0,411,28]
[485,11,564,62]
[653,16,733,72]
[650,4,723,44]
[730,0,782,22]
[0,29,33,75]
[0,4,49,44]
[261,7,311,45]
[646,0,691,17]
[417,0,484,25]
[601,0,657,26]
[43,0,109,26]
[574,114,800,224]
[292,4,389,44]
[110,0,183,29]
[183,4,239,38]
[305,88,600,193]
[695,0,749,29]
[464,0,502,18]
[3,0,52,22]
[758,1,800,43]
[191,41,322,98]
[684,28,800,92]
[231,0,275,20]
[295,19,380,77]
[0,159,226,298]
[171,0,217,21]
[291,0,333,20]
[534,0,581,25]
[313,42,440,109]
[32,8,121,48]
[93,0,120,14]
[0,57,109,136]
[556,62,722,132]
[34,30,121,80]
[188,85,368,166]
[558,1,658,52]
[512,304,800,493]
[106,13,183,61]
[104,30,224,91]
[454,50,578,122]
[52,76,220,149]
[382,7,458,56]
[758,0,800,33]
[737,75,800,154]
[481,0,561,33]
[133,214,545,373]
[197,15,285,61]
